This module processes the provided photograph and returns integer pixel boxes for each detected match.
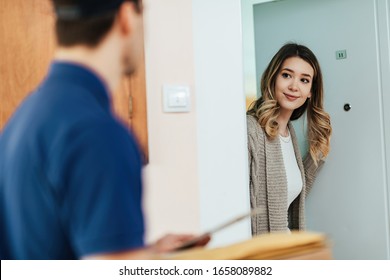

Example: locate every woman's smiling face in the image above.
[274,56,314,116]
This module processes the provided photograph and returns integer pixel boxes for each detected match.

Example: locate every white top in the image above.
[279,130,303,207]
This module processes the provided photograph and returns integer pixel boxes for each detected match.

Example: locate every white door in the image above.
[253,0,390,259]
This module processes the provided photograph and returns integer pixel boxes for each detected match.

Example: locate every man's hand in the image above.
[152,233,211,253]
[83,233,211,260]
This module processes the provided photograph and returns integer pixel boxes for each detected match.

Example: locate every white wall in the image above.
[142,0,201,242]
[192,0,251,247]
[143,0,251,248]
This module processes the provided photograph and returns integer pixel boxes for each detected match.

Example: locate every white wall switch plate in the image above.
[163,85,191,113]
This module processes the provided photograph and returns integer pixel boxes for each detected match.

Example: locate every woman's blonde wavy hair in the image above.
[247,43,332,165]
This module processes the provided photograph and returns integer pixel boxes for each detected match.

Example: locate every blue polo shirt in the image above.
[0,62,145,259]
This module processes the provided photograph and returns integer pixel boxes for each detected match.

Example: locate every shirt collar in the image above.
[47,61,111,111]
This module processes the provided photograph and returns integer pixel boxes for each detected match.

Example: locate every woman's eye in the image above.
[281,73,290,78]
[301,78,310,84]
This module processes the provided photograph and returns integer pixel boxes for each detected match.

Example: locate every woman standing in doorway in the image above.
[247,43,332,235]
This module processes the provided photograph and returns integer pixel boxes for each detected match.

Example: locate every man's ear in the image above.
[117,1,137,36]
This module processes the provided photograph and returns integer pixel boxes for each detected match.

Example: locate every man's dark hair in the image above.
[52,0,142,47]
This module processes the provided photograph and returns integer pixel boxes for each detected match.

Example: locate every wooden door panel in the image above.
[0,0,148,160]
[0,0,55,126]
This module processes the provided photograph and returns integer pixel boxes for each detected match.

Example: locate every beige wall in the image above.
[142,0,200,242]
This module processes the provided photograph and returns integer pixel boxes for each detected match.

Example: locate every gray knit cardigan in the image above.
[247,115,322,235]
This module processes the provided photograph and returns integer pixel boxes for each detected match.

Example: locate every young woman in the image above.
[247,43,332,235]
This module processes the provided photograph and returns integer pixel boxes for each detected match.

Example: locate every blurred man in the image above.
[0,0,208,259]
